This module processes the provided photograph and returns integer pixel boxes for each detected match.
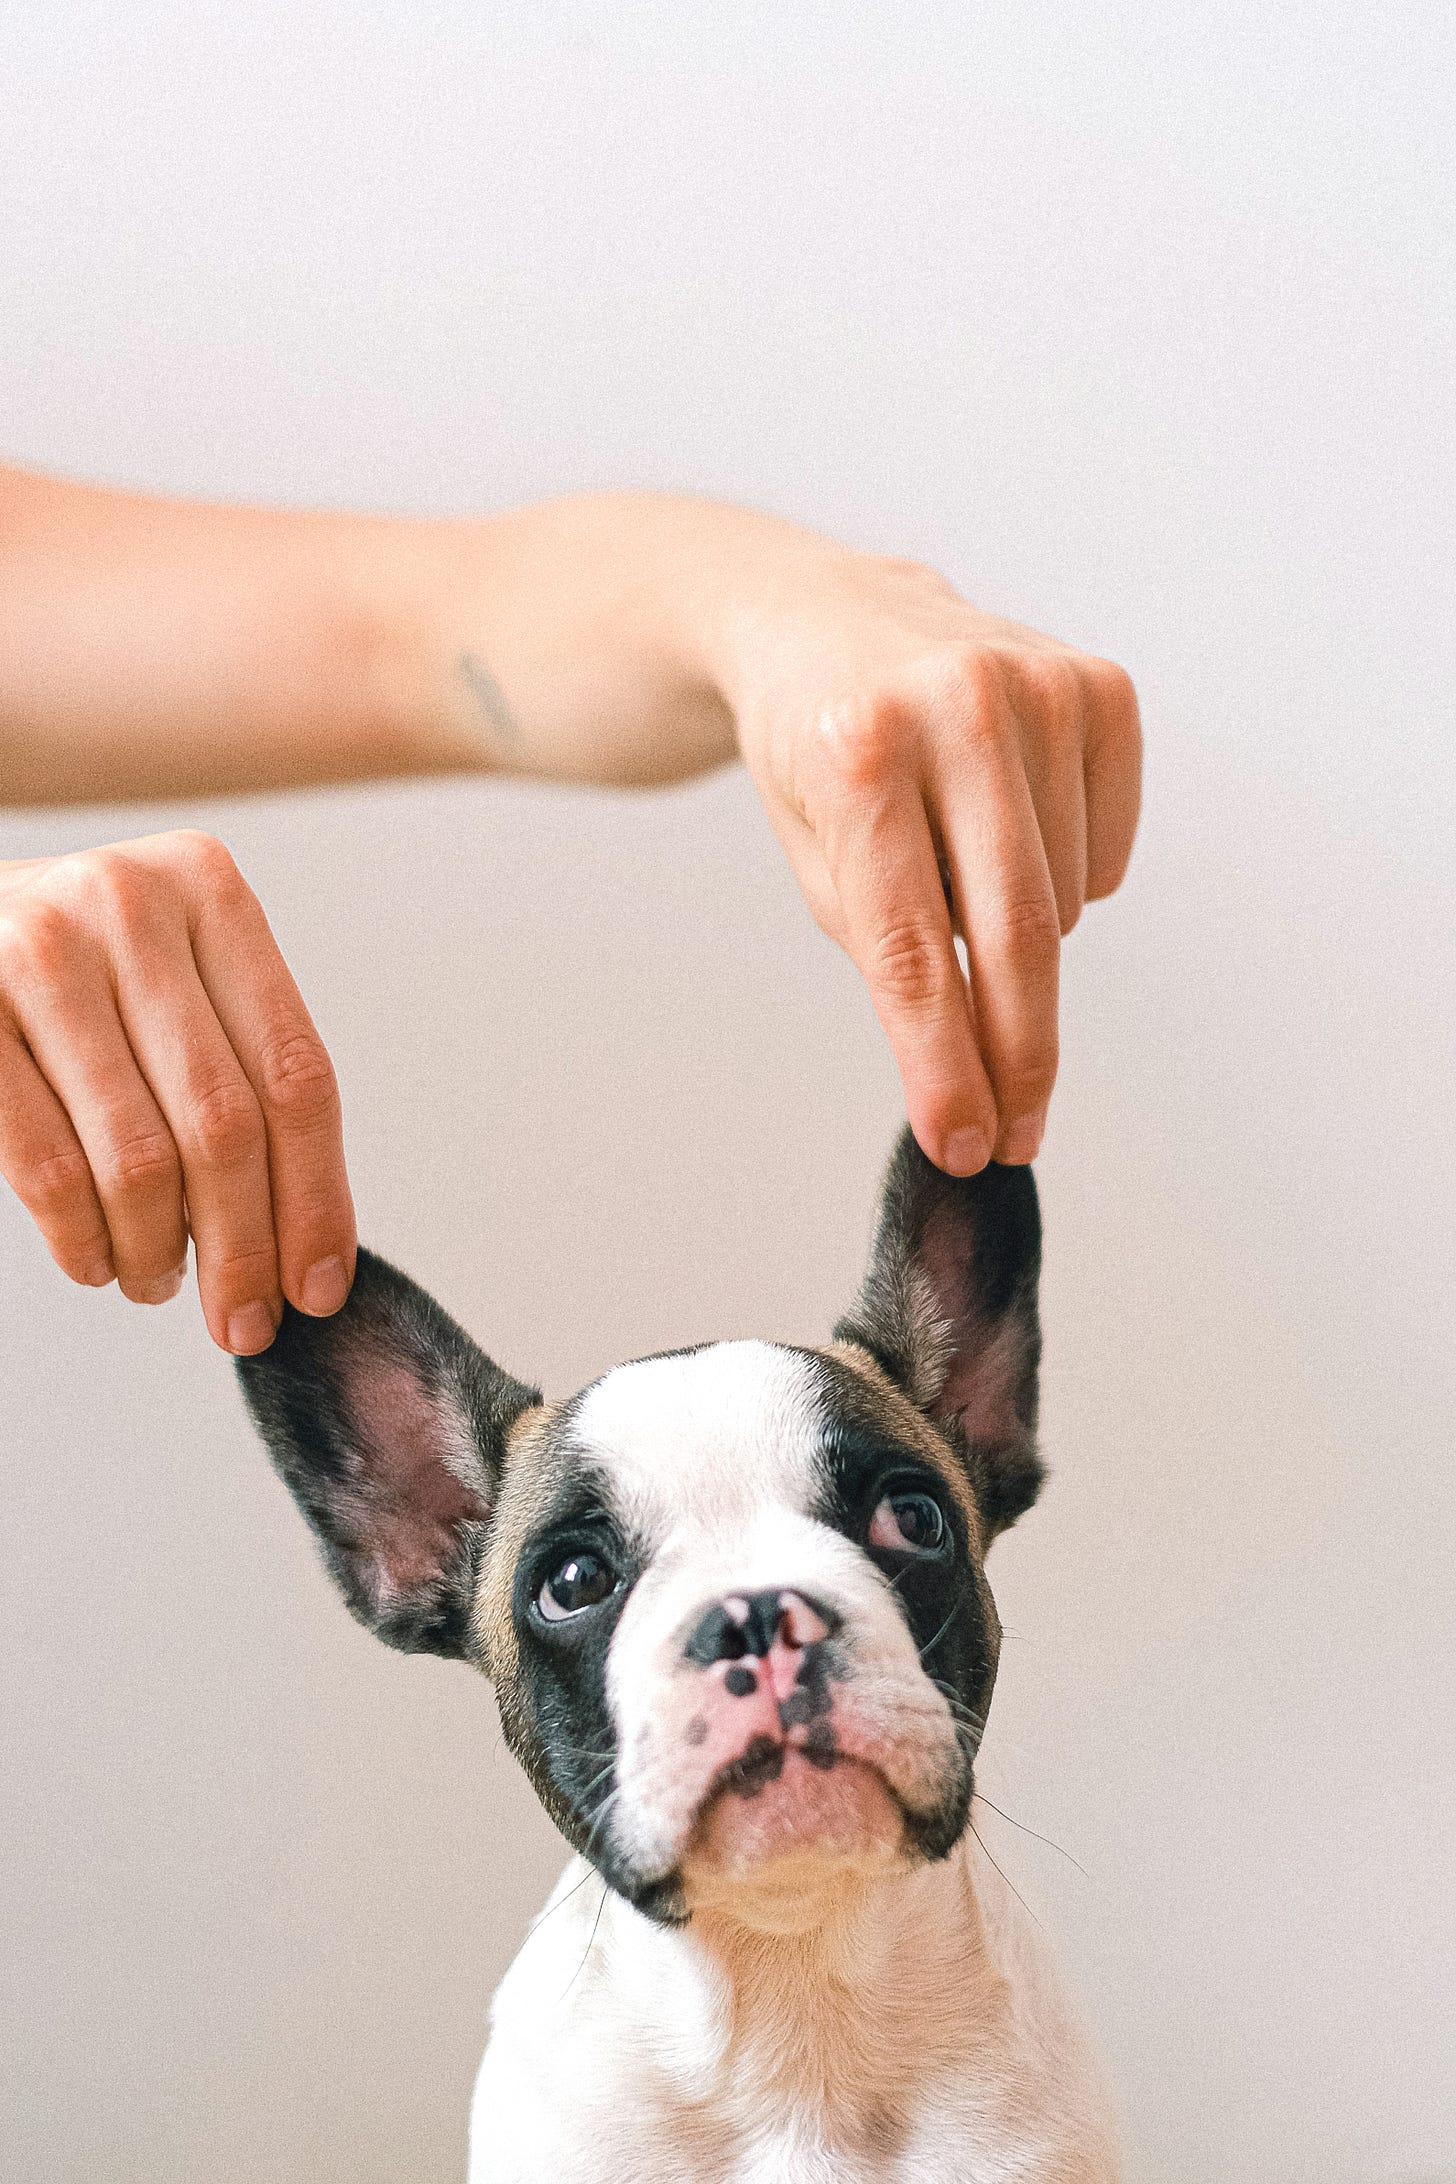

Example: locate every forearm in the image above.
[0,468,800,805]
[0,459,1142,1261]
[391,489,817,789]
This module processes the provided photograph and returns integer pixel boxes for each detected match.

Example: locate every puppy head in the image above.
[236,1129,1043,1926]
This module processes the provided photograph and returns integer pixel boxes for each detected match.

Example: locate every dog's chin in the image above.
[597,1753,973,1932]
[679,1750,908,1915]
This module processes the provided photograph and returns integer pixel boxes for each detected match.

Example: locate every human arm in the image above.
[0,467,1140,1345]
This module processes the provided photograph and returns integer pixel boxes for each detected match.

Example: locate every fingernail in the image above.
[944,1127,991,1175]
[300,1255,349,1316]
[82,1256,116,1288]
[227,1301,279,1355]
[136,1265,186,1305]
[1000,1109,1047,1165]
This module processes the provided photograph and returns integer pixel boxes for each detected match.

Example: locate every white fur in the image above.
[467,1342,1118,2181]
[470,1837,1117,2182]
[586,1345,960,1882]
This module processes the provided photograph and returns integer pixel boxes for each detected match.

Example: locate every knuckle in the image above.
[32,853,97,915]
[24,1142,94,1217]
[809,693,908,798]
[992,890,1062,968]
[257,1029,338,1126]
[102,1125,181,1199]
[205,1240,278,1296]
[1031,655,1085,730]
[170,831,253,913]
[187,1077,264,1167]
[75,846,157,932]
[170,829,236,880]
[0,898,76,983]
[942,645,1005,724]
[869,917,952,1012]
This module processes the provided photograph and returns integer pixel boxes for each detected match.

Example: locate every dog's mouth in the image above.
[586,1713,976,1928]
[708,1719,836,1798]
[685,1733,909,1881]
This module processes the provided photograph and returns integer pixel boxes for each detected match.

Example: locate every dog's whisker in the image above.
[529,1863,602,1935]
[930,1682,986,1720]
[582,1786,624,1862]
[930,1678,987,1719]
[574,1757,618,1801]
[968,1818,1044,1934]
[556,1876,611,2006]
[972,1793,1089,1878]
[923,1676,989,1731]
[917,1601,961,1662]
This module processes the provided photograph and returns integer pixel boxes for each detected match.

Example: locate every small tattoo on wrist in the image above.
[457,650,518,743]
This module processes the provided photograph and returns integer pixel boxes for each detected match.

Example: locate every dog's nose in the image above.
[684,1587,840,1667]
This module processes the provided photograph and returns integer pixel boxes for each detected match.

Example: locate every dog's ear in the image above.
[236,1249,540,1658]
[835,1127,1044,1537]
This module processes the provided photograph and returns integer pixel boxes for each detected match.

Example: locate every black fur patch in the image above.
[229,1126,1050,1922]
[235,1249,538,1657]
[490,1407,692,1922]
[834,1128,1045,1540]
[806,1357,995,1861]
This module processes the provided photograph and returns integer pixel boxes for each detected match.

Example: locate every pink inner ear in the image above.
[342,1353,490,1609]
[919,1205,973,1329]
[940,1316,1026,1445]
[920,1207,1023,1444]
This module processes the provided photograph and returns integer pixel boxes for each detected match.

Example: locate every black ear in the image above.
[835,1127,1045,1537]
[235,1248,540,1657]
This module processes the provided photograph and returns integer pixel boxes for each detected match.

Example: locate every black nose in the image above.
[684,1587,841,1666]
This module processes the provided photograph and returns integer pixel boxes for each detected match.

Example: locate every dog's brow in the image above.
[522,1489,621,1549]
[819,1421,921,1477]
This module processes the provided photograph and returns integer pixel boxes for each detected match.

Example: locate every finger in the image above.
[185,850,355,1317]
[938,715,1062,1166]
[0,1024,115,1286]
[110,938,282,1356]
[761,806,850,948]
[824,785,998,1174]
[1081,659,1142,900]
[12,952,190,1301]
[1001,657,1089,935]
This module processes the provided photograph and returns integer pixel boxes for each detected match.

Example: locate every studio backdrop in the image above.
[2,5,1452,2181]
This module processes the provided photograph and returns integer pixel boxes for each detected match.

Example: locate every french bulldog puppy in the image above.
[237,1128,1118,2182]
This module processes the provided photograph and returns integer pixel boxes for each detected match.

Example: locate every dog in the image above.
[237,1127,1118,2182]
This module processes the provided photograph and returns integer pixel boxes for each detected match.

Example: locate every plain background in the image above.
[2,4,1453,2179]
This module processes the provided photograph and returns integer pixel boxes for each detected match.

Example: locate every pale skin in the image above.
[0,465,1141,1355]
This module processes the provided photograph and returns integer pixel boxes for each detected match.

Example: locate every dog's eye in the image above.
[868,1490,948,1555]
[537,1550,618,1621]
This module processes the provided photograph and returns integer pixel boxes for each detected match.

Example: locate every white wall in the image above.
[2,5,1453,2179]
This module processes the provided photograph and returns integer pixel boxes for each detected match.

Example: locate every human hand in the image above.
[0,830,355,1351]
[721,546,1141,1172]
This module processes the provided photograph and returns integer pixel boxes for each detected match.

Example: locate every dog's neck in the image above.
[482,1831,1113,2179]
[649,1846,1008,2135]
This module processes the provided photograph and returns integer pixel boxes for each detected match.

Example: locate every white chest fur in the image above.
[468,1832,1118,2184]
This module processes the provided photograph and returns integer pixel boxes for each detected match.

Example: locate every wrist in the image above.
[659,500,859,744]
[390,495,741,787]
[324,518,501,782]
